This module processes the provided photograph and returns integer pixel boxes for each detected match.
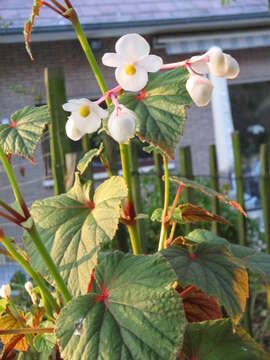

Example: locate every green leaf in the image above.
[77,143,103,175]
[181,319,270,360]
[187,228,270,281]
[119,68,191,159]
[170,176,247,216]
[160,242,248,317]
[0,105,49,160]
[24,175,127,296]
[33,322,56,353]
[0,299,7,316]
[56,251,186,360]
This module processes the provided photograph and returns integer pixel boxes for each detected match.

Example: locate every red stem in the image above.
[0,211,22,226]
[179,285,195,299]
[64,0,73,8]
[42,1,63,16]
[49,0,67,12]
[0,200,26,222]
[168,183,183,222]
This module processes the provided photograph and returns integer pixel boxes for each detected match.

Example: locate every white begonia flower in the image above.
[25,281,33,295]
[186,74,213,107]
[63,98,108,141]
[102,33,163,92]
[0,284,11,300]
[108,105,136,144]
[208,47,227,77]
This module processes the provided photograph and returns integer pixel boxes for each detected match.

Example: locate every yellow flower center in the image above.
[125,64,136,76]
[79,105,90,118]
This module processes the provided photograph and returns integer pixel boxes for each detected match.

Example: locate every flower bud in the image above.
[108,106,136,144]
[25,281,33,295]
[186,74,213,107]
[0,284,11,300]
[208,47,226,77]
[224,54,240,79]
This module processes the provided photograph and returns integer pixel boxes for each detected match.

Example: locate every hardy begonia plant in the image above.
[0,1,269,359]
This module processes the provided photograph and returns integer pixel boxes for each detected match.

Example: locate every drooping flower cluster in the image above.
[186,47,240,106]
[63,34,240,143]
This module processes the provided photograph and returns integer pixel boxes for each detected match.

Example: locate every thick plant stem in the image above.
[120,144,142,255]
[0,232,58,314]
[158,156,169,251]
[27,224,71,304]
[0,145,29,218]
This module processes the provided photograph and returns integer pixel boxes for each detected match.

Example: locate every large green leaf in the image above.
[170,176,247,216]
[0,105,49,160]
[160,242,248,317]
[181,319,270,359]
[119,68,191,159]
[24,175,127,296]
[187,229,270,281]
[56,251,186,360]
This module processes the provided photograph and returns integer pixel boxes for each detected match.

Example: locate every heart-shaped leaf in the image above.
[119,68,192,159]
[180,319,270,360]
[187,228,270,281]
[56,251,186,360]
[0,105,49,160]
[160,242,248,317]
[24,175,127,296]
[170,176,247,217]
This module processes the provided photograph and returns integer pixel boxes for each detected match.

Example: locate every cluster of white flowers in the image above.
[0,283,11,300]
[63,34,240,143]
[187,47,240,107]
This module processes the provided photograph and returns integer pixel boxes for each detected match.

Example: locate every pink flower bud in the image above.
[186,74,213,107]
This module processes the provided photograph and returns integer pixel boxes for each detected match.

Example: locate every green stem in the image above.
[120,144,142,255]
[158,156,169,251]
[27,224,71,304]
[0,145,29,218]
[71,14,109,104]
[0,232,58,314]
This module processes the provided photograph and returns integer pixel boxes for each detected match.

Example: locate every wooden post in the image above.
[128,141,144,252]
[260,144,270,254]
[179,146,194,233]
[153,150,164,206]
[231,132,247,246]
[44,67,68,195]
[209,145,221,235]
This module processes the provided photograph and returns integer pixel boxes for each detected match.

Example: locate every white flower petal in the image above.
[137,54,163,72]
[92,103,108,119]
[102,53,127,68]
[74,112,102,134]
[115,33,150,62]
[65,116,84,141]
[208,47,226,77]
[224,54,240,79]
[63,98,90,112]
[0,284,11,299]
[115,65,148,92]
[186,74,213,107]
[189,55,210,74]
[108,106,136,143]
